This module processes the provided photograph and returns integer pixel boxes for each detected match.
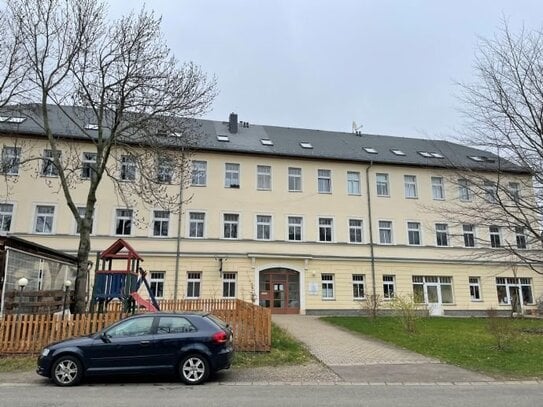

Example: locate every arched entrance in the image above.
[258,268,300,314]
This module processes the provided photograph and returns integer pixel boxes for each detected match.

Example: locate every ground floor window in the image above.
[496,277,533,306]
[186,272,201,298]
[352,274,365,299]
[150,271,165,299]
[469,277,481,301]
[222,272,236,298]
[412,276,453,304]
[383,275,395,299]
[321,273,334,299]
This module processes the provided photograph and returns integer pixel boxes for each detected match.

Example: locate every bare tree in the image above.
[0,0,217,312]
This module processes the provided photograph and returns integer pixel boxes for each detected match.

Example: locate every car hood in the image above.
[47,334,97,349]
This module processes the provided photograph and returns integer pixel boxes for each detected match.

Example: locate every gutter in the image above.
[365,162,376,301]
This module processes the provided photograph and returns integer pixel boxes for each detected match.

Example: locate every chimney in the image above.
[229,112,238,134]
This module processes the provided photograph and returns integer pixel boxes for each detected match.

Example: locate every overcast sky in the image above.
[107,0,543,140]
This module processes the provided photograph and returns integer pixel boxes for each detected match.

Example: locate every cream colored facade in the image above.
[0,135,540,315]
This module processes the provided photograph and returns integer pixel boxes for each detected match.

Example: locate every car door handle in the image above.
[140,340,151,346]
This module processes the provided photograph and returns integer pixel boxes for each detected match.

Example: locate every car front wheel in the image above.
[51,355,83,386]
[179,353,210,385]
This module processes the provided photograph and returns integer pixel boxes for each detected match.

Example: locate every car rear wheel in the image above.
[179,353,210,385]
[51,355,83,386]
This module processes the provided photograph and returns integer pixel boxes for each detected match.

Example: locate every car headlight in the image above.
[41,348,50,357]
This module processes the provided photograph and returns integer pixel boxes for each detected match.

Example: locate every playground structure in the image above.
[90,239,159,313]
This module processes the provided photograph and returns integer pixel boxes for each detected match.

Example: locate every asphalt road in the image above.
[1,382,542,407]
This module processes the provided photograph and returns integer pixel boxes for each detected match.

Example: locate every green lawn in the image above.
[322,316,543,379]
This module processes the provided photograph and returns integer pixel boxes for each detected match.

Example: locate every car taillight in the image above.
[212,331,228,344]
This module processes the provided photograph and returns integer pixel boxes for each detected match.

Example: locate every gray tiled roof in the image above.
[0,104,529,174]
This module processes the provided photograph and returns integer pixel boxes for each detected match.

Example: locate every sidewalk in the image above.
[272,314,495,383]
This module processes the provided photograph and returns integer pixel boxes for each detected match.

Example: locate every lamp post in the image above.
[62,280,72,319]
[16,277,28,317]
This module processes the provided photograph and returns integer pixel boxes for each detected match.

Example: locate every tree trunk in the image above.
[74,221,92,314]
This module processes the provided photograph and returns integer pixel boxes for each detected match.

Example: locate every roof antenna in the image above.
[352,121,363,136]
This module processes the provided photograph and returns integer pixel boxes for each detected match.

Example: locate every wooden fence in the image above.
[0,299,271,354]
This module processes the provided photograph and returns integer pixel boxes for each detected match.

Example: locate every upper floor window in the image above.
[318,169,332,193]
[349,219,363,243]
[115,209,133,235]
[152,210,170,237]
[288,167,302,192]
[223,213,239,239]
[120,155,136,181]
[156,157,173,183]
[463,224,475,247]
[484,181,497,203]
[318,217,333,242]
[256,215,272,240]
[404,175,418,198]
[150,271,165,299]
[489,226,501,248]
[347,171,361,195]
[376,173,389,197]
[378,220,392,244]
[0,203,14,232]
[189,212,205,238]
[34,205,55,234]
[407,222,421,245]
[81,152,97,179]
[191,161,207,186]
[508,182,520,203]
[257,165,272,190]
[516,226,527,249]
[435,223,449,246]
[1,147,21,175]
[41,149,60,177]
[288,216,303,241]
[431,177,444,200]
[458,178,472,201]
[225,163,240,188]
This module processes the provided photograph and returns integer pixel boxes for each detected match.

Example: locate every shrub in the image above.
[486,308,517,351]
[390,294,427,334]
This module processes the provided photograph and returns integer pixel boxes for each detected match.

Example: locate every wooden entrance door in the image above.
[259,269,299,314]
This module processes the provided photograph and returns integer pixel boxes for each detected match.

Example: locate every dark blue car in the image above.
[37,312,234,386]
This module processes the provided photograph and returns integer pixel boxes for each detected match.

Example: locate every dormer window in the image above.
[6,117,25,123]
[418,151,433,158]
[300,142,313,149]
[391,149,406,156]
[363,147,378,154]
[261,139,273,146]
[85,124,99,130]
[217,135,230,142]
[430,152,444,159]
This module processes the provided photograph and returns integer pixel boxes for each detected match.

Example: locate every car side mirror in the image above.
[100,332,111,343]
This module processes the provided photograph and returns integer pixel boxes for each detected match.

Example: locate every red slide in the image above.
[130,292,158,312]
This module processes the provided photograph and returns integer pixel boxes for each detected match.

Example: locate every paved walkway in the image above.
[272,315,494,383]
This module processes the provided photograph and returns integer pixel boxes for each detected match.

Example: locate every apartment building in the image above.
[0,107,540,315]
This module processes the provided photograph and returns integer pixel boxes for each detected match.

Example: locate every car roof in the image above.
[128,311,208,317]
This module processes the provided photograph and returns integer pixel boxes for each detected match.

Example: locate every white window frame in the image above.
[33,204,56,234]
[150,271,165,299]
[156,157,174,184]
[383,275,395,300]
[257,165,272,191]
[376,173,390,197]
[225,163,240,188]
[186,272,201,299]
[431,176,445,200]
[1,146,21,175]
[469,277,482,302]
[348,218,363,243]
[463,224,475,247]
[508,182,520,203]
[191,160,207,186]
[347,171,361,195]
[407,221,421,246]
[516,226,527,249]
[496,277,534,306]
[489,226,501,248]
[321,273,335,300]
[120,155,136,181]
[222,272,237,298]
[152,209,170,237]
[287,216,303,242]
[378,220,393,244]
[41,149,60,177]
[318,217,334,242]
[404,175,418,198]
[188,211,206,239]
[223,213,240,239]
[412,276,454,304]
[458,178,472,202]
[484,181,497,203]
[81,152,97,180]
[114,208,133,236]
[435,223,449,247]
[0,203,14,233]
[318,169,332,193]
[288,167,302,192]
[352,274,365,300]
[256,214,272,240]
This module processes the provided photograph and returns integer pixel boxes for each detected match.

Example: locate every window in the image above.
[435,223,449,246]
[407,222,421,245]
[431,177,444,200]
[217,135,229,142]
[463,224,475,247]
[222,272,236,298]
[509,182,520,203]
[376,173,389,196]
[0,203,13,232]
[41,149,60,177]
[458,179,472,201]
[223,214,239,239]
[257,165,272,190]
[256,215,272,240]
[469,277,481,301]
[156,157,173,183]
[321,274,334,299]
[391,149,405,156]
[76,207,94,234]
[318,169,332,193]
[300,142,313,149]
[260,139,273,146]
[191,161,207,186]
[516,227,527,249]
[352,274,365,300]
[383,275,395,299]
[349,219,363,243]
[363,147,378,154]
[347,171,361,195]
[288,167,302,191]
[152,210,170,237]
[404,175,417,198]
[186,272,201,298]
[81,152,97,179]
[157,316,196,334]
[34,205,55,234]
[489,226,501,248]
[412,276,454,304]
[318,217,333,242]
[418,151,433,158]
[378,220,392,244]
[1,147,20,175]
[115,209,133,235]
[120,155,136,181]
[484,181,496,203]
[496,277,534,306]
[189,212,205,238]
[150,272,165,299]
[288,216,303,241]
[225,163,240,188]
[106,316,154,338]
